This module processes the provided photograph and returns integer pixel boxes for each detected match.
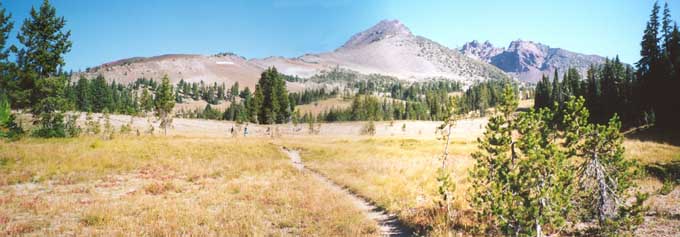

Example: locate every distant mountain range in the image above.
[459,40,606,82]
[79,20,609,88]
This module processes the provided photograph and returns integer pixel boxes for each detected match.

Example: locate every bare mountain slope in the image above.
[460,40,606,82]
[80,53,284,90]
[253,20,510,82]
[78,20,510,88]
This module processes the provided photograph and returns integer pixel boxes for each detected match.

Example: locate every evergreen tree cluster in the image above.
[296,79,518,123]
[252,67,291,124]
[534,61,639,126]
[388,80,462,101]
[288,87,339,106]
[0,0,75,137]
[458,79,514,116]
[67,75,146,114]
[535,2,680,133]
[637,1,680,131]
[313,80,464,123]
[0,0,180,138]
[205,67,292,124]
[317,95,430,122]
[176,79,231,104]
[471,87,645,236]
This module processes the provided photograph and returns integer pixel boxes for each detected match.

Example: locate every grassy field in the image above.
[295,97,352,116]
[1,118,678,236]
[0,136,376,236]
[283,137,477,234]
[284,134,680,235]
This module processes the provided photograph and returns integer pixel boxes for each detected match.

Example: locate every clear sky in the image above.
[4,0,680,71]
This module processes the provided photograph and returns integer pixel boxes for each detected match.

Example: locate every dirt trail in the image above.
[281,147,414,237]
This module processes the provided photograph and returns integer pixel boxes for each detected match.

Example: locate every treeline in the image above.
[535,60,639,125]
[387,80,461,100]
[183,67,293,124]
[316,96,435,122]
[534,2,680,132]
[67,76,154,115]
[288,87,339,106]
[0,1,176,138]
[638,2,680,131]
[176,79,237,104]
[457,79,529,116]
[310,80,522,122]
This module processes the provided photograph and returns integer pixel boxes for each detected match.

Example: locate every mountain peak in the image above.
[341,19,413,49]
[507,39,548,52]
[459,39,606,82]
[460,40,504,62]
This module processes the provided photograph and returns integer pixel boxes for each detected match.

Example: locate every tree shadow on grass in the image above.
[624,126,680,147]
[645,160,680,184]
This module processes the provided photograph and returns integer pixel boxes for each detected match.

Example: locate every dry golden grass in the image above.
[295,97,352,116]
[1,117,677,236]
[624,139,680,165]
[174,99,232,113]
[282,134,680,235]
[0,136,376,236]
[518,99,534,109]
[283,137,477,232]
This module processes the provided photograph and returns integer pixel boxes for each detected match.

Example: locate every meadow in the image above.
[0,117,678,236]
[0,136,376,236]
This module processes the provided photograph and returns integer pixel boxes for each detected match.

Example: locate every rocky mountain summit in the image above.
[255,19,510,82]
[460,40,606,82]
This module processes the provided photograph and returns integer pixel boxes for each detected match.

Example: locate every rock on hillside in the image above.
[460,40,606,83]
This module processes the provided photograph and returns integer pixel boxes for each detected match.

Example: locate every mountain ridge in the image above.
[78,20,609,88]
[460,39,607,82]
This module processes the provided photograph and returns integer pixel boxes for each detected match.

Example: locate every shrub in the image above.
[361,120,376,136]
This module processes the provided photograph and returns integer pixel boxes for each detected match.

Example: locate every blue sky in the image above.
[4,0,679,71]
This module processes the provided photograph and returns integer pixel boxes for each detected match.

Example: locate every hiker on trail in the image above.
[230,126,234,136]
[244,126,248,137]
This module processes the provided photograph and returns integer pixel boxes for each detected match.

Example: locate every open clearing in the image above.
[282,148,413,236]
[0,137,376,236]
[0,116,678,236]
[294,97,353,116]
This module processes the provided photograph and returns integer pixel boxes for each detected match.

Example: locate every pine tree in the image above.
[230,82,239,101]
[15,0,72,108]
[90,75,110,112]
[471,91,643,235]
[562,97,646,234]
[252,84,263,123]
[469,84,519,235]
[669,25,680,128]
[661,2,673,50]
[534,75,553,110]
[0,93,23,139]
[253,67,290,124]
[514,105,574,236]
[154,75,175,135]
[551,69,562,108]
[31,75,69,137]
[275,76,290,123]
[0,2,13,104]
[140,88,153,113]
[74,76,91,111]
[637,1,661,119]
